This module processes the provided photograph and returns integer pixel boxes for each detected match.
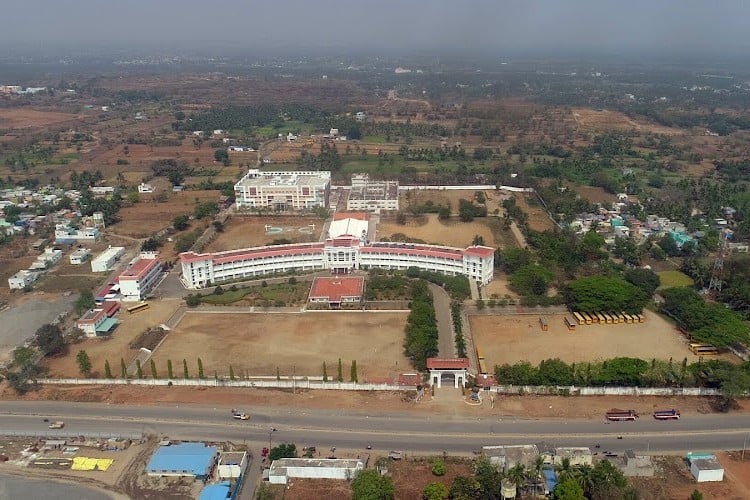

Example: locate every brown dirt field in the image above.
[571,108,684,136]
[150,311,410,380]
[390,458,473,500]
[114,190,220,237]
[43,299,182,378]
[401,189,492,216]
[512,193,555,232]
[0,108,83,129]
[572,185,618,205]
[378,213,515,249]
[205,216,325,252]
[284,478,352,500]
[482,278,518,299]
[632,453,750,500]
[471,310,699,366]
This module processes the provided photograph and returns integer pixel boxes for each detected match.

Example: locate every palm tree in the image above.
[576,463,595,496]
[506,463,527,498]
[555,457,577,484]
[530,456,546,496]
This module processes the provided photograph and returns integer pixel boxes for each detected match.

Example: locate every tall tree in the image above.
[183,359,190,379]
[197,358,205,379]
[74,289,96,315]
[150,358,157,379]
[351,469,394,500]
[76,350,92,376]
[104,359,112,379]
[350,360,358,383]
[35,324,65,356]
[167,359,174,379]
[337,358,343,382]
[120,357,127,378]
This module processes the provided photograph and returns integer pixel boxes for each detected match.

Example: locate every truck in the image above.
[605,409,639,421]
[48,421,65,429]
[653,409,680,420]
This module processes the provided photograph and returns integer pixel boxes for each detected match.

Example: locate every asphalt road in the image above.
[1,401,749,456]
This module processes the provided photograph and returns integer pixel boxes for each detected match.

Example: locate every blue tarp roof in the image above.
[543,466,557,491]
[146,442,217,476]
[199,482,231,500]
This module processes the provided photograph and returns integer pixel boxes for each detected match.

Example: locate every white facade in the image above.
[70,248,91,265]
[91,246,125,273]
[269,458,364,485]
[30,248,63,270]
[76,309,107,336]
[234,169,330,211]
[217,452,247,480]
[690,457,724,482]
[8,270,38,289]
[118,255,163,301]
[54,224,99,242]
[138,183,154,193]
[180,239,494,289]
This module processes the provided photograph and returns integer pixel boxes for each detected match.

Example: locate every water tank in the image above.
[501,480,516,499]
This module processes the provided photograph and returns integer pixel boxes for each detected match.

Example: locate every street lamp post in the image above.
[269,427,277,454]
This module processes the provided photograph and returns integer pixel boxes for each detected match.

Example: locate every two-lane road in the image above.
[1,401,748,455]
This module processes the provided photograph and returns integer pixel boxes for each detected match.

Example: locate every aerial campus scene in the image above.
[1,2,750,500]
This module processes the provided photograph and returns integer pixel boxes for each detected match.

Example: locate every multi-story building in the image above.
[117,254,163,301]
[234,169,330,211]
[346,174,399,213]
[180,238,494,289]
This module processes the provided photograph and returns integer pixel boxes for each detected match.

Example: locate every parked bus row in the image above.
[572,311,644,326]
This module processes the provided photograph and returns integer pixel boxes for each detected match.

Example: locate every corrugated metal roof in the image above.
[199,482,231,500]
[146,442,217,476]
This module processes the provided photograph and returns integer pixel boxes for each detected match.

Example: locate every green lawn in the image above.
[657,270,695,288]
[199,281,310,306]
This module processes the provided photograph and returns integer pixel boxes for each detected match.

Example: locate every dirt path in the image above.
[509,221,528,248]
[429,283,455,358]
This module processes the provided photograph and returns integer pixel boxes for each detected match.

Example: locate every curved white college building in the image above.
[180,237,494,289]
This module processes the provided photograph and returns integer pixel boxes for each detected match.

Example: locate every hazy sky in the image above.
[4,0,750,56]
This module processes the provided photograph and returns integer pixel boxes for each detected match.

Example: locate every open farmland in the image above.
[571,107,684,135]
[471,310,698,367]
[205,215,325,251]
[114,190,220,237]
[0,108,83,129]
[150,311,409,380]
[512,193,556,232]
[400,189,501,216]
[378,213,516,249]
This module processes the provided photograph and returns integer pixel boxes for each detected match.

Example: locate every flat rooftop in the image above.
[119,257,160,280]
[236,170,330,188]
[349,180,399,200]
[146,442,217,476]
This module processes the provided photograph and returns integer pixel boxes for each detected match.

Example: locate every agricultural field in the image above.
[378,213,516,249]
[570,108,684,136]
[0,107,83,130]
[471,310,697,366]
[149,311,410,380]
[400,189,500,216]
[204,215,325,252]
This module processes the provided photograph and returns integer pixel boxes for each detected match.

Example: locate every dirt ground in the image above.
[512,193,556,232]
[378,213,515,249]
[43,299,182,378]
[114,190,220,237]
[482,277,519,299]
[631,453,750,500]
[0,108,83,129]
[572,185,618,205]
[204,215,325,252]
[283,456,473,500]
[571,108,684,136]
[150,311,410,380]
[401,189,500,216]
[471,310,700,366]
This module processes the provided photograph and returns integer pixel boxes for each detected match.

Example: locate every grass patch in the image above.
[199,281,310,306]
[657,270,694,288]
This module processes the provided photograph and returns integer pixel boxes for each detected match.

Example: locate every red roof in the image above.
[334,212,369,221]
[119,258,160,281]
[308,277,364,302]
[100,300,120,317]
[426,358,470,369]
[180,243,325,265]
[463,246,495,258]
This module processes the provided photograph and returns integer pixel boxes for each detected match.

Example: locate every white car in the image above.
[232,413,249,421]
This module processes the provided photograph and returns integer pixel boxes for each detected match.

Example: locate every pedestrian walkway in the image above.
[469,280,480,301]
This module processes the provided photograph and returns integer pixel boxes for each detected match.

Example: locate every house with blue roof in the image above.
[146,442,218,480]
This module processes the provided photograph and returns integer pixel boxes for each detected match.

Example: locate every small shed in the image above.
[688,453,724,482]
